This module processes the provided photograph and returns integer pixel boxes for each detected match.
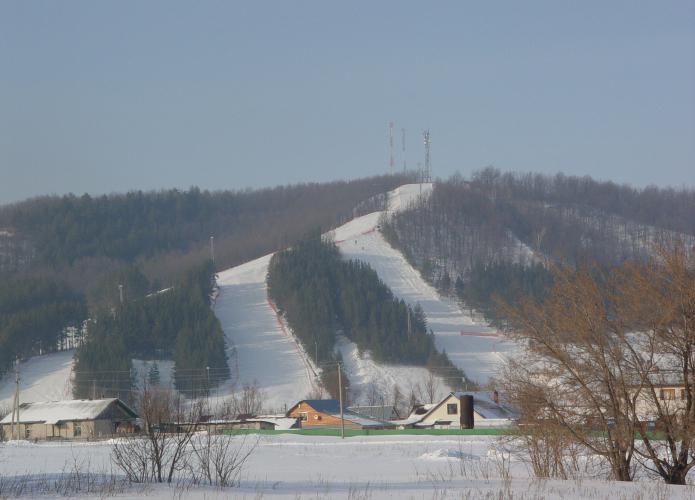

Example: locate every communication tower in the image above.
[389,122,395,173]
[422,129,431,182]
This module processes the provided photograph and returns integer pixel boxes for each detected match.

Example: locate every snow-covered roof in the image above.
[205,416,299,430]
[0,398,136,425]
[452,392,519,420]
[394,393,518,426]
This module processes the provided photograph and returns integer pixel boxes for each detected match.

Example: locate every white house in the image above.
[395,391,518,429]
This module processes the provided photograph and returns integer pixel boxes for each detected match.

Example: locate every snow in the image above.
[211,182,513,409]
[1,433,693,498]
[0,182,511,414]
[335,335,448,405]
[213,254,318,412]
[334,184,517,385]
[0,398,129,425]
[0,350,75,408]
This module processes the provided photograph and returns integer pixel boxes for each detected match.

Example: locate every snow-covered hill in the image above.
[0,183,514,410]
[213,183,514,408]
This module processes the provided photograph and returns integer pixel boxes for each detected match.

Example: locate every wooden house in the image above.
[287,400,395,430]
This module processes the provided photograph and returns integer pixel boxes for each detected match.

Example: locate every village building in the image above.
[0,398,138,441]
[347,404,399,421]
[287,400,395,429]
[196,415,299,433]
[395,391,518,429]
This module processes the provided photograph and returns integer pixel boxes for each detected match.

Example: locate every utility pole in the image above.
[337,363,345,439]
[210,236,215,265]
[11,356,19,440]
[206,366,211,397]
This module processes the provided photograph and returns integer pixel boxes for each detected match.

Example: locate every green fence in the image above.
[222,427,512,437]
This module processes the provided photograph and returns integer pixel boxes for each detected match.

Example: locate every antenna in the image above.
[401,128,406,172]
[422,129,431,183]
[389,121,395,173]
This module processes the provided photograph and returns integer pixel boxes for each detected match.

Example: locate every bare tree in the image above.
[501,265,638,481]
[611,243,695,484]
[190,432,259,487]
[219,381,265,419]
[112,385,203,484]
[501,243,695,483]
[423,371,441,404]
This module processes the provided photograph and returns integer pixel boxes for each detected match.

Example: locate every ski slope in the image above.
[0,350,75,408]
[335,183,515,386]
[214,183,512,408]
[214,254,318,411]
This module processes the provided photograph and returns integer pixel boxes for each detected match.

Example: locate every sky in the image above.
[1,1,694,204]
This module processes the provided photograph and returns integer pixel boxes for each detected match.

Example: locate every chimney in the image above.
[459,395,474,429]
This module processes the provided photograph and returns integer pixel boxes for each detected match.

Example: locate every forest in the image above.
[383,168,695,322]
[267,231,465,396]
[0,174,411,289]
[0,174,410,387]
[0,277,86,378]
[73,261,229,401]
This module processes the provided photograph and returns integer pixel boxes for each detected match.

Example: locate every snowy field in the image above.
[0,434,693,499]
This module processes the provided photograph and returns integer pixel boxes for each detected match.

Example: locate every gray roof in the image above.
[0,398,137,425]
[347,405,398,420]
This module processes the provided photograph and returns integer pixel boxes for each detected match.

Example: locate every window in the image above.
[660,389,676,400]
[74,423,82,437]
[447,403,458,415]
[299,412,308,421]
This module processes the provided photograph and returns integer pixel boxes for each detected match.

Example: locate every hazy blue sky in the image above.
[1,1,693,204]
